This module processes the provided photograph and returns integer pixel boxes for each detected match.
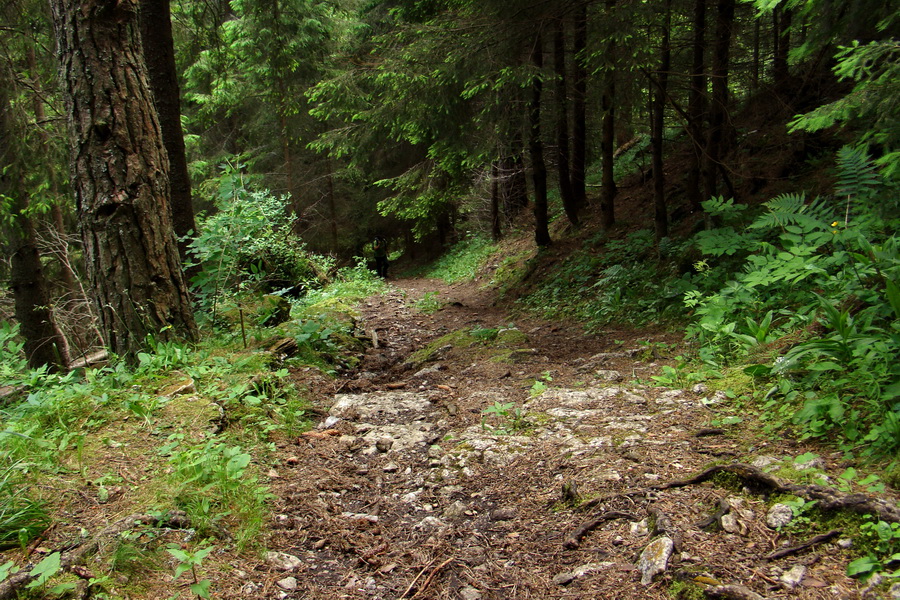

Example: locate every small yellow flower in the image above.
[831,221,840,227]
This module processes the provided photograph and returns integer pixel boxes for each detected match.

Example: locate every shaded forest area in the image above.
[1,0,900,597]
[1,0,897,366]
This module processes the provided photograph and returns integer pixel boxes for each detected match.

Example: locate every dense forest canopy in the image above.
[2,0,900,594]
[0,0,897,374]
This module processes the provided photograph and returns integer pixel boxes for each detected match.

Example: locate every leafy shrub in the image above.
[684,147,900,455]
[186,163,335,316]
[418,235,497,283]
[520,229,691,327]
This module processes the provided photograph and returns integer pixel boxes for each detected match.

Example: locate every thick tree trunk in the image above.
[51,0,198,361]
[139,0,197,263]
[571,4,587,211]
[702,0,735,199]
[1,79,70,370]
[553,20,578,228]
[652,0,672,240]
[530,32,551,247]
[686,0,707,210]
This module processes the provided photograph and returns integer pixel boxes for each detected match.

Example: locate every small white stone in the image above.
[276,577,298,591]
[637,537,674,585]
[766,503,794,529]
[265,551,302,571]
[780,565,806,589]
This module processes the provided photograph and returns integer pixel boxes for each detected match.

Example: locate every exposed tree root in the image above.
[563,511,638,549]
[0,511,191,600]
[654,463,900,524]
[765,529,842,560]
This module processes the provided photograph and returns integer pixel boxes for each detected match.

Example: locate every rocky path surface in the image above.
[244,279,870,600]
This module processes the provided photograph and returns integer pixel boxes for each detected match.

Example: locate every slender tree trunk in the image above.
[773,5,792,85]
[599,0,617,229]
[686,0,707,210]
[752,18,760,90]
[26,46,81,296]
[139,0,197,264]
[502,138,529,219]
[530,32,551,247]
[491,162,501,241]
[1,76,70,370]
[702,0,735,199]
[325,157,339,252]
[51,0,198,361]
[652,0,672,240]
[553,20,578,227]
[571,4,587,210]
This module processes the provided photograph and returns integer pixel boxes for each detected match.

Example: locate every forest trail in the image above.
[252,278,867,600]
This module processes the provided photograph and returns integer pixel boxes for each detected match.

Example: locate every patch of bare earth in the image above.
[232,278,874,600]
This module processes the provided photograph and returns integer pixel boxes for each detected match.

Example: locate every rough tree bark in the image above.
[51,0,198,361]
[529,31,551,247]
[139,0,197,263]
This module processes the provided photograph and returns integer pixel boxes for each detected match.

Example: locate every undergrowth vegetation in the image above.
[0,174,385,596]
[518,146,899,460]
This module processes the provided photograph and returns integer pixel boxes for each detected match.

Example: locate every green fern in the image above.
[748,193,834,233]
[835,146,880,200]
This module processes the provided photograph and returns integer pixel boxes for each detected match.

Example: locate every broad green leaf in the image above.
[26,552,61,589]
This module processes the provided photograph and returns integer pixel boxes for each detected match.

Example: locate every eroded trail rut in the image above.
[245,280,865,600]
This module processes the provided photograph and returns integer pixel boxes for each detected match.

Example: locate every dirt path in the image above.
[245,279,868,600]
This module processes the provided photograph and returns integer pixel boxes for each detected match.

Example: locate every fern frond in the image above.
[748,193,834,232]
[835,146,880,199]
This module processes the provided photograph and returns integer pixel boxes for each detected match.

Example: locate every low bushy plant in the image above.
[684,147,900,455]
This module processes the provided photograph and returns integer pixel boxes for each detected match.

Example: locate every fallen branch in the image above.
[0,511,190,600]
[765,529,841,561]
[654,463,900,524]
[563,511,638,549]
[400,558,437,598]
[410,557,455,599]
[695,498,731,529]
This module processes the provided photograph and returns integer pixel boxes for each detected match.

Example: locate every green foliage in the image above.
[162,438,270,548]
[416,291,444,314]
[417,235,497,283]
[529,371,553,397]
[520,229,692,328]
[166,544,215,599]
[0,464,50,550]
[847,517,900,580]
[650,357,710,388]
[481,401,529,434]
[684,147,900,455]
[789,40,900,177]
[186,163,334,317]
[0,322,29,386]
